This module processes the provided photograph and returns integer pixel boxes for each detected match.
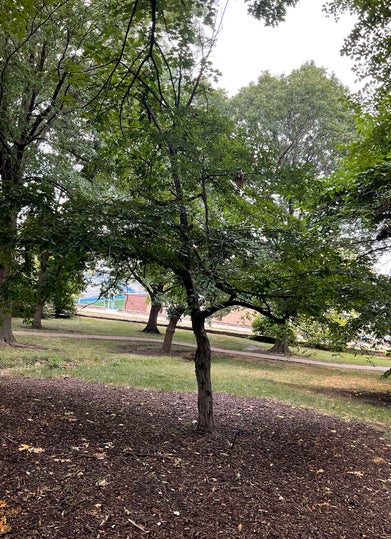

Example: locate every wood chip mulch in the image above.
[0,376,390,538]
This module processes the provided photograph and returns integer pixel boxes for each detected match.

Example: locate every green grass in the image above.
[4,316,390,430]
[12,315,391,366]
[291,343,391,367]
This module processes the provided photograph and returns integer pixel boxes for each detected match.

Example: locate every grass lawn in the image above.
[12,315,391,366]
[2,315,390,431]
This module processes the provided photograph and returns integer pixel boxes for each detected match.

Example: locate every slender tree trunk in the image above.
[161,314,180,353]
[32,252,49,330]
[161,306,185,353]
[32,303,44,329]
[192,311,215,433]
[0,310,16,345]
[268,338,291,354]
[142,302,162,333]
[0,262,16,345]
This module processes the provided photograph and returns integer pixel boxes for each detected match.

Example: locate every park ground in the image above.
[0,315,390,538]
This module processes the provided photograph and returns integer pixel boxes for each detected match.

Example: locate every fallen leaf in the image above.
[18,444,30,452]
[373,457,386,465]
[238,523,243,532]
[96,478,108,487]
[30,447,45,454]
[18,444,44,453]
[0,517,11,535]
[347,471,364,477]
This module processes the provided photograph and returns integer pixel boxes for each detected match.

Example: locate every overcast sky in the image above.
[212,0,358,95]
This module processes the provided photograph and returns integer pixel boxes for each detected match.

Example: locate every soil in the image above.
[0,376,390,539]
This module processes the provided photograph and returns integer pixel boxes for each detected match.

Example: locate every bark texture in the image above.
[0,311,16,345]
[268,338,291,355]
[192,312,215,433]
[161,315,180,353]
[142,303,162,333]
[0,264,16,344]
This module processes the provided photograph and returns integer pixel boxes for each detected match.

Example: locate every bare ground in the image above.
[0,376,390,539]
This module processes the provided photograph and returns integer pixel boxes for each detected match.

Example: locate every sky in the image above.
[212,0,358,96]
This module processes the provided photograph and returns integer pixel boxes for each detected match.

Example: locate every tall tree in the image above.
[92,1,391,432]
[0,0,97,343]
[229,63,356,211]
[323,1,391,264]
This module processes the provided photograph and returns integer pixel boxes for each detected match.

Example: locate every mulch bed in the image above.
[0,376,390,539]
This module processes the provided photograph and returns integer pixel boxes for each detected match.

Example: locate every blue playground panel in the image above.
[77,295,125,306]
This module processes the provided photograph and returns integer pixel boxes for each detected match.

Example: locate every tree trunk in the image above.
[268,338,291,354]
[142,302,162,333]
[32,252,49,330]
[161,315,181,353]
[32,302,44,329]
[192,312,215,433]
[0,264,16,345]
[0,311,16,345]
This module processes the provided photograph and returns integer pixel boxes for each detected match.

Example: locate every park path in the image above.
[14,330,390,372]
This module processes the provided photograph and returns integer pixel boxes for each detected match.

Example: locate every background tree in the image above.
[229,63,356,212]
[18,194,95,328]
[0,0,98,343]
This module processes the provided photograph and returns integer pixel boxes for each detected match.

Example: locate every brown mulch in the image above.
[0,376,390,539]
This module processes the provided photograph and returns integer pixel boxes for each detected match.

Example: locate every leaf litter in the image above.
[0,376,390,538]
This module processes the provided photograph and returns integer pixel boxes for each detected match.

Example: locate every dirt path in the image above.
[14,330,390,372]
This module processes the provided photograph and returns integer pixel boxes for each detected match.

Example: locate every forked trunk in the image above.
[192,312,215,433]
[161,314,180,353]
[268,338,291,354]
[142,303,161,333]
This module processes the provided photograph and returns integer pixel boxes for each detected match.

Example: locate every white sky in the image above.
[212,0,358,95]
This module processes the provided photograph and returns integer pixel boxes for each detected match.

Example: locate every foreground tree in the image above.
[91,0,391,432]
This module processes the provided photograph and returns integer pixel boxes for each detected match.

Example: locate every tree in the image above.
[226,64,360,353]
[89,0,391,432]
[0,0,98,343]
[229,63,356,209]
[90,0,263,431]
[18,195,94,328]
